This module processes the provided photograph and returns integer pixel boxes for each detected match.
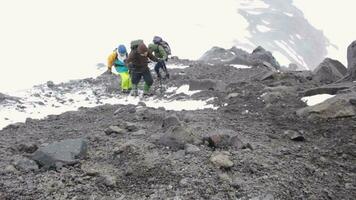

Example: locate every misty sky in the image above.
[0,0,355,93]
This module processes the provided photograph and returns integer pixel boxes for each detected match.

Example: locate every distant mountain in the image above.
[234,0,333,70]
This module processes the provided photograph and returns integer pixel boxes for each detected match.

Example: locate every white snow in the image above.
[284,12,294,17]
[166,64,190,69]
[256,25,271,32]
[301,94,335,106]
[175,85,201,96]
[0,85,216,130]
[230,64,251,69]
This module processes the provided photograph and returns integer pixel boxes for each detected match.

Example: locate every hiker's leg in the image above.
[143,70,153,93]
[131,72,141,96]
[154,62,162,78]
[162,61,169,78]
[120,72,131,90]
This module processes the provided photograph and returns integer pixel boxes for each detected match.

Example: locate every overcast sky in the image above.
[0,0,355,93]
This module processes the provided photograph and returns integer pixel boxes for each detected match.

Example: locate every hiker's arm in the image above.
[125,51,134,65]
[148,51,159,62]
[158,46,168,60]
[107,52,116,71]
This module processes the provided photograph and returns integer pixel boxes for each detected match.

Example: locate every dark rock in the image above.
[189,79,226,91]
[313,58,347,84]
[17,143,38,153]
[13,157,39,172]
[284,130,305,141]
[303,83,353,96]
[46,81,55,88]
[204,133,244,149]
[31,138,88,169]
[162,115,181,129]
[105,126,125,135]
[185,144,200,154]
[250,46,280,70]
[297,93,356,119]
[199,46,237,64]
[124,122,138,132]
[210,151,234,169]
[159,126,197,150]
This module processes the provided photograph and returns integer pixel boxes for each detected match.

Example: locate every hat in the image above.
[137,43,148,54]
[117,45,127,55]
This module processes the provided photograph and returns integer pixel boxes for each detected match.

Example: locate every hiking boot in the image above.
[122,89,129,94]
[131,89,138,97]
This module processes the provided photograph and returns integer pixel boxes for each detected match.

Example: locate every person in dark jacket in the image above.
[125,42,159,96]
[148,43,169,79]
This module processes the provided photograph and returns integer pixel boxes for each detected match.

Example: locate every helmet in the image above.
[153,36,162,44]
[117,45,127,55]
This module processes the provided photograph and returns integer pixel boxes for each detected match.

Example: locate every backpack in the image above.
[153,36,171,55]
[130,39,143,50]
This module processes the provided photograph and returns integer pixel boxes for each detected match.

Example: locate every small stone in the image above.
[100,174,116,187]
[284,130,305,141]
[226,93,239,99]
[13,157,39,172]
[132,130,146,136]
[218,173,232,183]
[230,178,243,189]
[179,178,189,187]
[185,144,200,154]
[105,126,125,135]
[4,165,17,173]
[210,152,234,169]
[17,143,38,153]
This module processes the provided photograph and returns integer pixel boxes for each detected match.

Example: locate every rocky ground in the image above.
[0,55,355,199]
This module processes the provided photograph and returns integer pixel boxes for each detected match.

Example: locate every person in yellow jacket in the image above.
[107,44,132,93]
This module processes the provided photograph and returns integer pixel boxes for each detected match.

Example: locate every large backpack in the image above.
[153,36,171,55]
[130,39,143,50]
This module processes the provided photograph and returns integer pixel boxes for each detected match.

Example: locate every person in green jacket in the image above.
[148,43,170,79]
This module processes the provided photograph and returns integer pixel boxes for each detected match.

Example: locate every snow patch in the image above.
[301,94,335,106]
[166,64,190,69]
[230,64,252,69]
[256,25,271,32]
[0,85,215,130]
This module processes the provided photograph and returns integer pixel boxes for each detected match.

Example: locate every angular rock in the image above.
[98,174,116,187]
[250,46,280,70]
[13,157,39,172]
[159,126,197,150]
[204,133,244,149]
[31,138,88,169]
[313,58,347,84]
[17,142,38,153]
[162,115,181,129]
[105,126,125,135]
[185,144,200,154]
[297,93,356,119]
[189,79,226,91]
[210,151,234,169]
[284,130,305,142]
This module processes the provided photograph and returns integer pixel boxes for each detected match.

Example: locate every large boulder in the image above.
[199,46,236,64]
[347,40,356,74]
[296,93,356,119]
[159,126,198,150]
[249,46,280,70]
[313,58,347,84]
[31,138,88,169]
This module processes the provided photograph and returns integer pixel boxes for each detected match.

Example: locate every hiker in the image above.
[149,36,171,79]
[126,41,159,96]
[107,44,132,93]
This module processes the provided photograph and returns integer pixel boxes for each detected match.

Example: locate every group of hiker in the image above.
[107,36,171,96]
